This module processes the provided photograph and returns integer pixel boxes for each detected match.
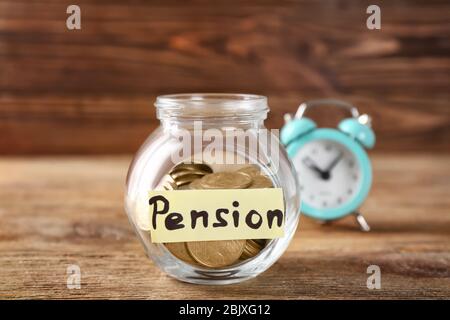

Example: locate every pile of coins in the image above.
[160,163,273,268]
[159,163,213,190]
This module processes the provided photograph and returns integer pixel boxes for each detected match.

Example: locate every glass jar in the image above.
[125,93,300,284]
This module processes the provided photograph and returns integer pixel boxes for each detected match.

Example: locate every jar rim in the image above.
[155,93,269,120]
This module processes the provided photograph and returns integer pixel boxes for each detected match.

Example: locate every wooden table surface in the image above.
[0,154,449,299]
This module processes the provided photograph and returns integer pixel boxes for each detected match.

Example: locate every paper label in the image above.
[147,188,285,243]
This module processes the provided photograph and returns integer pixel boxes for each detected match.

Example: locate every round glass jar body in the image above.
[125,93,300,284]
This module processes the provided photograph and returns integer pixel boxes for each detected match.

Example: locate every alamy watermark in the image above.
[366,265,381,289]
[65,5,381,33]
[171,121,281,172]
[66,5,81,30]
[67,264,81,289]
[366,5,381,30]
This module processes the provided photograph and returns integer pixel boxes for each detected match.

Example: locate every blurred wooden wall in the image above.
[0,0,449,154]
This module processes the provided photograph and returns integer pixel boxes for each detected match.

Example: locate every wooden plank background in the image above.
[0,0,449,154]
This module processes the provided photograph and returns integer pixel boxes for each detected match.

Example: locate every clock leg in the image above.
[318,220,332,226]
[354,211,370,232]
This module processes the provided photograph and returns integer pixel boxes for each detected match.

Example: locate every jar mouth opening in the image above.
[155,93,269,120]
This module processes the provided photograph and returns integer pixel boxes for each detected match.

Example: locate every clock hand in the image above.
[324,152,343,173]
[302,157,329,180]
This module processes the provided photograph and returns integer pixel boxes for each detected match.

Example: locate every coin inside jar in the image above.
[237,165,262,178]
[186,240,246,268]
[170,170,207,180]
[188,179,204,190]
[249,175,274,188]
[198,172,252,189]
[159,163,213,190]
[170,163,213,175]
[164,242,197,264]
[173,173,207,187]
[156,162,273,268]
[241,239,265,260]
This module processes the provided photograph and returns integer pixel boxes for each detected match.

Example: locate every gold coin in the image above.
[241,239,265,260]
[237,165,262,178]
[158,174,177,190]
[198,172,252,189]
[170,163,213,175]
[170,169,208,180]
[186,240,246,268]
[163,181,177,190]
[164,242,197,264]
[177,184,191,190]
[174,174,207,187]
[248,239,264,250]
[253,239,268,247]
[167,163,212,188]
[188,179,204,190]
[159,168,208,190]
[249,175,274,188]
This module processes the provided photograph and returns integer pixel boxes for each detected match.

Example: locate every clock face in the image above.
[292,139,362,210]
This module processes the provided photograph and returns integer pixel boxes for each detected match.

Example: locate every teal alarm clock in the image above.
[281,99,375,231]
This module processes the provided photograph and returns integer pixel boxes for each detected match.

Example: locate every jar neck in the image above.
[160,118,265,130]
[155,93,269,130]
